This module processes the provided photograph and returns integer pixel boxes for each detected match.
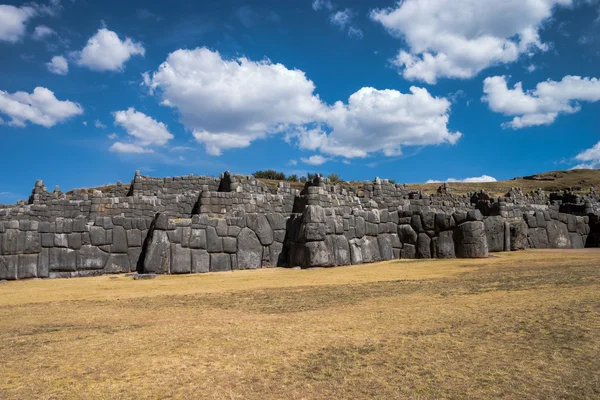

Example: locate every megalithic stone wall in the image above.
[0,170,599,280]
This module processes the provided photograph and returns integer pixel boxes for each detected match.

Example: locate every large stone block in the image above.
[435,213,456,232]
[401,244,416,259]
[269,242,284,267]
[23,231,41,254]
[126,229,142,247]
[170,244,191,274]
[546,221,571,249]
[189,229,207,249]
[360,236,381,264]
[355,216,365,238]
[528,227,550,249]
[222,237,237,253]
[0,255,18,280]
[421,212,435,231]
[111,226,128,253]
[237,227,262,270]
[378,235,394,261]
[143,230,171,274]
[305,240,333,267]
[331,235,351,265]
[454,221,488,258]
[191,250,210,273]
[417,233,431,259]
[127,247,142,271]
[2,230,19,254]
[77,245,109,270]
[18,254,38,279]
[89,226,107,246]
[246,214,273,245]
[210,253,231,272]
[484,216,505,253]
[303,223,326,242]
[67,233,82,251]
[105,254,130,274]
[305,206,325,224]
[206,226,223,253]
[510,220,529,251]
[49,248,77,271]
[398,224,418,245]
[434,231,455,259]
[266,213,287,230]
[349,239,363,264]
[38,248,49,278]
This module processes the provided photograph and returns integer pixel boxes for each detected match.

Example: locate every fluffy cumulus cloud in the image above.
[426,175,498,184]
[291,87,461,158]
[301,155,329,165]
[46,55,68,75]
[572,141,600,169]
[145,48,460,157]
[312,0,333,11]
[110,107,173,153]
[0,4,37,43]
[482,75,600,128]
[370,0,572,83]
[74,28,145,72]
[0,86,83,127]
[145,47,324,155]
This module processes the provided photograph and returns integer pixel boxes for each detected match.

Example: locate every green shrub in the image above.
[253,170,286,181]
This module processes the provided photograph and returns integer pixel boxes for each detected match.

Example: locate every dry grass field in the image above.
[1,250,600,399]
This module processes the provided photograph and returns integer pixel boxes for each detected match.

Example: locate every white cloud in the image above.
[301,155,329,165]
[330,9,352,29]
[572,141,600,169]
[0,86,83,127]
[482,75,600,129]
[113,107,173,148]
[288,159,298,166]
[32,25,56,40]
[109,142,154,154]
[527,64,537,73]
[95,120,106,129]
[348,26,364,39]
[291,87,461,158]
[145,48,460,158]
[82,121,87,126]
[46,55,68,75]
[145,47,324,155]
[370,0,572,84]
[0,5,36,43]
[312,0,333,11]
[426,175,498,184]
[74,28,145,72]
[107,133,118,140]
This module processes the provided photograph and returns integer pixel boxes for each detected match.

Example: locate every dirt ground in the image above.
[1,249,599,399]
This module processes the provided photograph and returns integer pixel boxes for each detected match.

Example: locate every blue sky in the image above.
[1,0,600,203]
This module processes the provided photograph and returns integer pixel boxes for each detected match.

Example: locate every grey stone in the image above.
[210,253,231,272]
[127,247,142,271]
[535,212,547,228]
[331,235,350,265]
[206,226,223,253]
[484,216,505,253]
[49,248,77,271]
[434,231,455,259]
[228,225,242,237]
[134,274,156,280]
[38,248,49,278]
[266,213,286,230]
[89,226,107,246]
[222,237,237,253]
[67,233,82,250]
[54,233,68,248]
[78,245,109,270]
[349,239,363,264]
[454,221,488,258]
[189,229,207,249]
[126,229,142,247]
[398,224,418,245]
[510,220,529,251]
[143,230,171,274]
[237,228,262,270]
[378,235,394,261]
[417,233,431,259]
[18,254,37,279]
[303,223,326,242]
[467,210,483,222]
[104,254,130,274]
[411,215,424,233]
[305,241,333,267]
[421,212,435,231]
[435,213,455,232]
[567,214,577,232]
[570,233,585,249]
[0,255,18,280]
[546,221,571,249]
[216,219,228,236]
[528,227,550,249]
[524,213,537,228]
[191,250,210,273]
[111,226,128,253]
[170,244,191,274]
[355,216,366,238]
[360,236,381,264]
[453,211,467,225]
[269,241,284,267]
[23,231,40,253]
[246,214,273,245]
[401,244,416,259]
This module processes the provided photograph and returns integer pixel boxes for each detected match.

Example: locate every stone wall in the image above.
[0,170,598,280]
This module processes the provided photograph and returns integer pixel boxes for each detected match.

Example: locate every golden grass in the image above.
[1,250,600,399]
